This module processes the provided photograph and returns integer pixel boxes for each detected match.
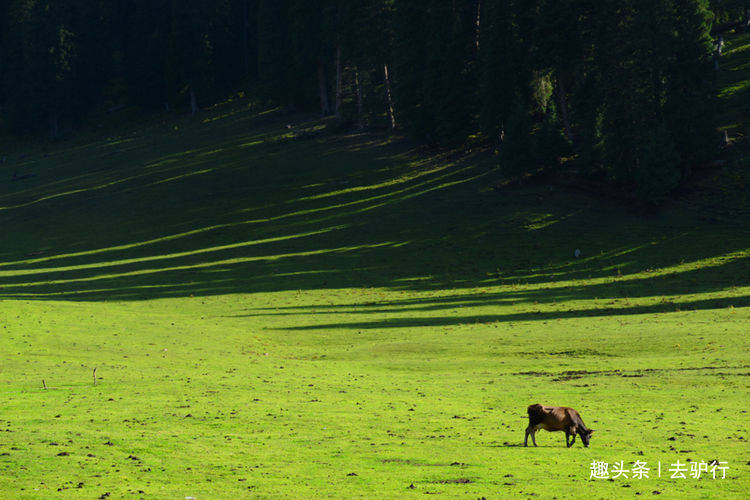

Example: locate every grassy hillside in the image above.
[0,44,748,499]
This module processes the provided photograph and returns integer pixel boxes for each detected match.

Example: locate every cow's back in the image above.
[565,407,580,421]
[528,405,574,431]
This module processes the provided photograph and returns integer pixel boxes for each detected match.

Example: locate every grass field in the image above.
[1,50,749,500]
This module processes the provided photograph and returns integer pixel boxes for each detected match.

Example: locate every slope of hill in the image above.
[0,37,748,498]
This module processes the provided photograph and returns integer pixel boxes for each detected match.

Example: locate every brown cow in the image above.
[524,404,594,448]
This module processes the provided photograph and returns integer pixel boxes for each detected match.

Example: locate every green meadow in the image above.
[1,50,750,500]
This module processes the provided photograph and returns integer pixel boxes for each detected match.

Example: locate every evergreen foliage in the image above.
[0,0,724,201]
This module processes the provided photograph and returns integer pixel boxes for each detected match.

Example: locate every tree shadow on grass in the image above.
[259,294,750,332]
[0,103,748,321]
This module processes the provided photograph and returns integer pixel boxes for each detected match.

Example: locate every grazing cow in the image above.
[524,404,594,448]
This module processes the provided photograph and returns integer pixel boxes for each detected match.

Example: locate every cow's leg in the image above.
[524,425,532,447]
[530,429,538,447]
[569,433,576,447]
[566,433,571,448]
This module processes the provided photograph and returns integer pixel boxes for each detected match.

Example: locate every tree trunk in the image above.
[557,78,574,143]
[190,86,199,116]
[335,45,343,119]
[49,110,59,140]
[384,63,396,131]
[713,35,725,71]
[318,59,330,116]
[475,0,481,52]
[243,0,249,75]
[355,68,364,129]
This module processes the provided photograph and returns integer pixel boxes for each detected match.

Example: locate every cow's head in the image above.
[580,429,595,447]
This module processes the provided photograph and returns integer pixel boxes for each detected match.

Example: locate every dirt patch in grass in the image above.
[380,458,463,467]
[515,365,750,381]
[515,349,617,358]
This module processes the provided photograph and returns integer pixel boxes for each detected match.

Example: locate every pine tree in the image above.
[338,0,394,129]
[666,0,716,173]
[1,1,84,137]
[592,0,716,201]
[424,0,479,141]
[392,0,478,142]
[257,0,290,105]
[168,0,217,114]
[479,0,533,151]
[709,0,745,22]
[391,0,430,134]
[595,0,670,194]
[534,0,589,143]
[124,0,173,109]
